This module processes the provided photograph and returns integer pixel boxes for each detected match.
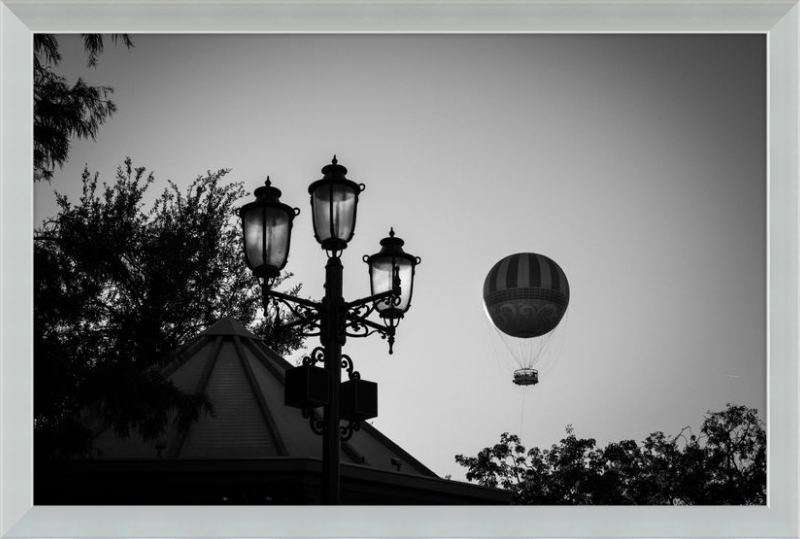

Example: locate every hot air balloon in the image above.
[483,252,570,386]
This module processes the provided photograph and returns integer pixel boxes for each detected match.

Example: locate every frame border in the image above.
[1,1,797,537]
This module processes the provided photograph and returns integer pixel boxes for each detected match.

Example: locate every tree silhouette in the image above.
[34,34,134,182]
[455,404,765,505]
[35,158,306,460]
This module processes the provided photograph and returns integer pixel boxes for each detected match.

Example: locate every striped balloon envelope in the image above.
[483,253,570,386]
[483,253,570,338]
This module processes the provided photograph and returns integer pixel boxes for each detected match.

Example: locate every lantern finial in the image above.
[332,155,338,165]
[254,177,283,200]
[389,227,395,238]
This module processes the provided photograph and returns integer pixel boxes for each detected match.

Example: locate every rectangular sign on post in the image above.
[284,365,329,409]
[340,379,378,422]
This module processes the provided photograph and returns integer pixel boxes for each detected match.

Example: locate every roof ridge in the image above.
[198,316,261,339]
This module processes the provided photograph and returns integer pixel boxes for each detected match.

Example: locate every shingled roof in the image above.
[91,317,437,477]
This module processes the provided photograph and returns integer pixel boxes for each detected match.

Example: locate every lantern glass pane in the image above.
[311,183,357,244]
[243,205,291,271]
[372,256,414,313]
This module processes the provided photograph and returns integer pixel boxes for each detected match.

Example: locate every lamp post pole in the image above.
[321,255,343,504]
[239,156,421,505]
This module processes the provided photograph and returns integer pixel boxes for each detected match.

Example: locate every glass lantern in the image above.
[308,156,364,256]
[239,178,300,284]
[363,228,421,327]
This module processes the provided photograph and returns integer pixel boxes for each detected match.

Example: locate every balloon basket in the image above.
[512,368,539,386]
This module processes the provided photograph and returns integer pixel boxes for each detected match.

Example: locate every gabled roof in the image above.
[91,317,437,478]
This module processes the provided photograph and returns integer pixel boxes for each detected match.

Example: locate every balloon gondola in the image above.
[483,252,570,386]
[512,367,539,386]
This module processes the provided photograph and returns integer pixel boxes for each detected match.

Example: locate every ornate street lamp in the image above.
[364,228,421,328]
[239,156,419,505]
[239,178,300,287]
[308,156,364,257]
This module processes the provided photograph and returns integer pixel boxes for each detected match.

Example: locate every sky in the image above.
[34,33,767,481]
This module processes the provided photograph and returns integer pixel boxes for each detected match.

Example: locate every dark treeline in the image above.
[455,403,765,505]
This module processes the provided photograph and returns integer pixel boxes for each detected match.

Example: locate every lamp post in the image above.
[239,156,420,505]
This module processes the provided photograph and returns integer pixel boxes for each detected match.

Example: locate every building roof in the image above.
[43,317,511,504]
[89,317,437,478]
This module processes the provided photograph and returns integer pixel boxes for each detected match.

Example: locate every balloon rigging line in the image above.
[485,320,513,374]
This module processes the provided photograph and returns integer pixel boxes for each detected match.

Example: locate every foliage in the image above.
[34,33,134,181]
[35,158,306,460]
[455,404,765,505]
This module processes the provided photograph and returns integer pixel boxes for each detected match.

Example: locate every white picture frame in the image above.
[1,1,797,537]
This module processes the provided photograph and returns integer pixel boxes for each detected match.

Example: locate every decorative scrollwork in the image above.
[341,354,361,380]
[340,420,362,441]
[301,347,326,367]
[344,308,395,343]
[276,298,320,333]
[302,408,324,435]
[344,320,382,339]
[264,288,322,337]
[275,295,316,319]
[349,301,378,321]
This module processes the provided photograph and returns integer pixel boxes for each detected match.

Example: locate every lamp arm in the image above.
[264,287,323,311]
[343,287,399,311]
[344,311,397,354]
[345,311,395,338]
[274,312,322,336]
[263,284,323,336]
[345,267,402,310]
